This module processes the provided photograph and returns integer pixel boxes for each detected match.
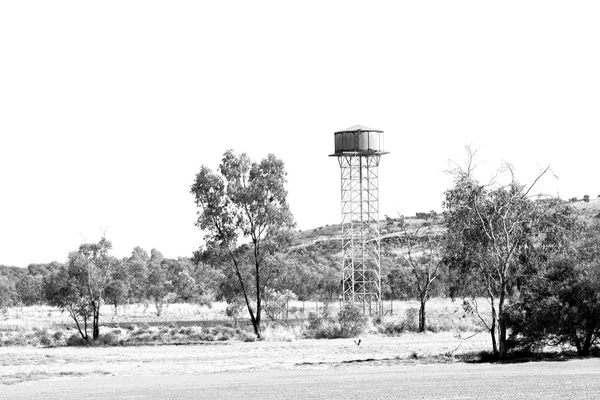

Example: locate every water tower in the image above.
[330,125,388,315]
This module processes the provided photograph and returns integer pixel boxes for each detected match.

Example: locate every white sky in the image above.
[1,1,599,268]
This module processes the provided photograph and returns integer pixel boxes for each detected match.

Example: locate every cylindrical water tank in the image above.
[334,125,384,154]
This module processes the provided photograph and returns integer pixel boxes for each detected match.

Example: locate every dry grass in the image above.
[0,298,491,347]
[0,332,494,385]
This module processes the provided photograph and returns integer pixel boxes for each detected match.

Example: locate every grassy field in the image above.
[0,298,489,347]
[0,299,593,387]
[0,331,496,385]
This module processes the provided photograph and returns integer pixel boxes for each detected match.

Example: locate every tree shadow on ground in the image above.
[458,348,600,364]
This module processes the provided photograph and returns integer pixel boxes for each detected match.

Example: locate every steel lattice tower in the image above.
[330,126,388,315]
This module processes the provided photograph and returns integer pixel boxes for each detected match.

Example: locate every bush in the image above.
[66,334,89,347]
[304,306,370,339]
[403,307,419,331]
[38,333,52,347]
[239,330,257,342]
[98,332,120,346]
[211,326,237,341]
[375,317,405,335]
[338,305,369,337]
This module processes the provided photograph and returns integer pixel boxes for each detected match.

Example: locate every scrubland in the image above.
[0,298,487,347]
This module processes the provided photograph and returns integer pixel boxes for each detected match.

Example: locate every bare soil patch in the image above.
[0,332,489,385]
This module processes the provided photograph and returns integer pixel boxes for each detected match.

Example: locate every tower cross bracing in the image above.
[330,125,388,315]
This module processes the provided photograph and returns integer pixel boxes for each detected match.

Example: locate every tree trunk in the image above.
[498,292,507,359]
[253,258,262,339]
[92,301,100,341]
[419,298,427,333]
[489,300,498,357]
[580,324,597,357]
[573,333,582,356]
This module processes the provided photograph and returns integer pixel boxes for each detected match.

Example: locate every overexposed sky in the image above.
[1,1,599,267]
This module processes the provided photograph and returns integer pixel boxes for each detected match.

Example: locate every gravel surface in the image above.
[2,360,600,399]
[1,333,599,399]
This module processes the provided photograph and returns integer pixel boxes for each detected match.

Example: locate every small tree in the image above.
[191,150,294,338]
[506,222,600,356]
[443,148,576,359]
[104,279,128,315]
[401,221,446,332]
[44,238,115,341]
[583,194,590,203]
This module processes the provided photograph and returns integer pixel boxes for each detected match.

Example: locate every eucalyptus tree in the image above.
[44,237,116,341]
[506,221,600,356]
[401,222,447,332]
[443,150,576,359]
[191,150,294,338]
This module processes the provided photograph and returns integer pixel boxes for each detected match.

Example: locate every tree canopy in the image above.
[191,150,294,338]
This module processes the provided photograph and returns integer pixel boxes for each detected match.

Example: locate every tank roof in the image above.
[334,125,383,134]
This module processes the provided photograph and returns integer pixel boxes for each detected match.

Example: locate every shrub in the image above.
[211,326,237,341]
[304,306,370,339]
[338,305,369,337]
[403,307,419,331]
[374,316,405,335]
[127,333,151,344]
[66,333,89,347]
[239,330,257,342]
[98,332,120,346]
[38,333,52,347]
[583,195,590,203]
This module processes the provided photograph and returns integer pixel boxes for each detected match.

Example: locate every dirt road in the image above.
[2,335,599,399]
[3,360,600,399]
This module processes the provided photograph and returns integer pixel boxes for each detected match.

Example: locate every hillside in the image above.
[289,197,600,257]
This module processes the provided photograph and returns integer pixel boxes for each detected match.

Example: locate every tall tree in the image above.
[443,150,575,358]
[125,246,150,303]
[0,275,17,309]
[191,150,294,338]
[15,274,44,306]
[146,249,176,316]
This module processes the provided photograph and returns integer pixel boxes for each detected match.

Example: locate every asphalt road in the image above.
[2,359,599,400]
